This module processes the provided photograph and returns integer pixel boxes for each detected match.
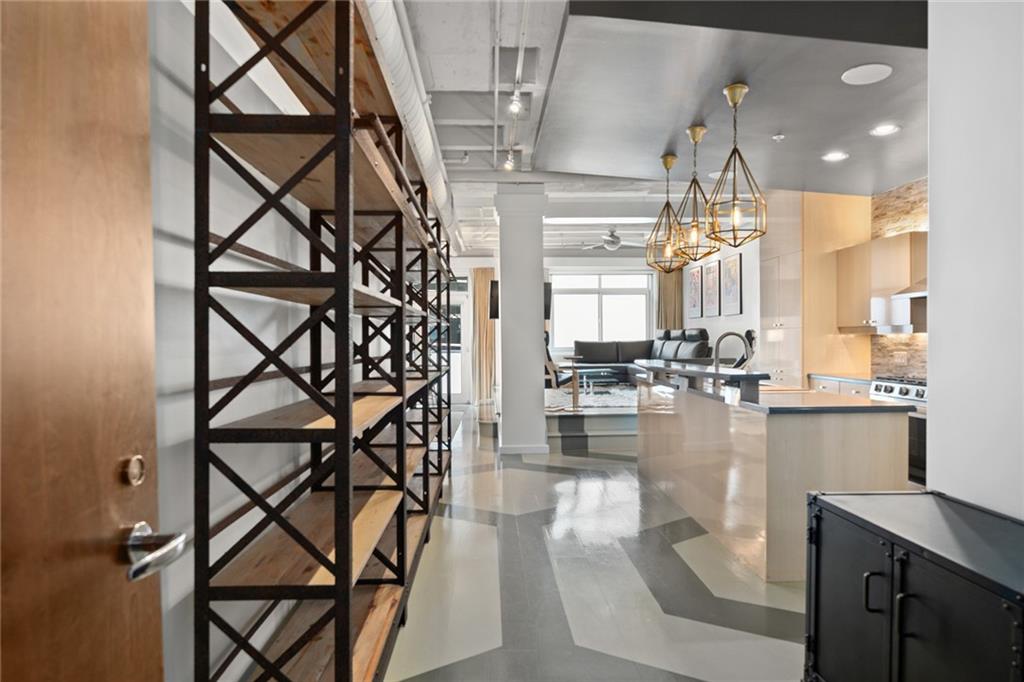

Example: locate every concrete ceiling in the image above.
[406,0,928,255]
[534,14,927,194]
[406,0,567,173]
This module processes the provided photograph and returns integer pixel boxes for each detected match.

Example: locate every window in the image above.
[550,272,653,349]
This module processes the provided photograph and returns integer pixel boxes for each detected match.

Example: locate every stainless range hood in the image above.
[892,277,928,299]
[888,278,927,333]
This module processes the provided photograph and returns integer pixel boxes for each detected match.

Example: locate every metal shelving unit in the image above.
[194,2,453,680]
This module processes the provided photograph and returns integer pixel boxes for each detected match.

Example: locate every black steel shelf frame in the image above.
[194,2,452,681]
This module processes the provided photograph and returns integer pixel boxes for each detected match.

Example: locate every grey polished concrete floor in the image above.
[385,410,804,682]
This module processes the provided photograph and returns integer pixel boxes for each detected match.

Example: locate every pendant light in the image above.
[674,125,719,262]
[645,154,689,273]
[706,83,767,247]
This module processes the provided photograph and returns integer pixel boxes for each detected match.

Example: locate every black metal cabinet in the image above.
[807,510,892,681]
[805,492,1024,682]
[894,547,1017,681]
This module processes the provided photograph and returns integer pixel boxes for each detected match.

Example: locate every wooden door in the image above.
[1,3,164,680]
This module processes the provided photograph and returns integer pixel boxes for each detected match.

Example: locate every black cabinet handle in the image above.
[895,592,915,638]
[862,571,884,613]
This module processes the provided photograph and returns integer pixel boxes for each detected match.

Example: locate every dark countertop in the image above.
[645,374,916,415]
[815,492,1024,596]
[634,359,770,383]
[750,390,915,415]
[807,372,873,385]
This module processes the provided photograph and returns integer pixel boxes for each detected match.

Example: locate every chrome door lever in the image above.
[122,522,186,582]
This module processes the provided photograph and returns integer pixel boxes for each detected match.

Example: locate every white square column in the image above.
[495,183,549,455]
[929,1,1024,518]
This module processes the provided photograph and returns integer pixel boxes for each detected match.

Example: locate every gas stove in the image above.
[870,376,928,403]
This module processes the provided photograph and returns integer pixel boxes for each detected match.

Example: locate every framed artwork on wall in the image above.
[686,266,702,318]
[703,261,720,317]
[722,253,743,316]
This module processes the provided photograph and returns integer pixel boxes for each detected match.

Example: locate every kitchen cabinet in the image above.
[759,194,804,387]
[811,378,840,394]
[761,252,802,329]
[839,381,868,398]
[806,492,1024,682]
[808,374,869,396]
[759,326,802,386]
[836,232,927,332]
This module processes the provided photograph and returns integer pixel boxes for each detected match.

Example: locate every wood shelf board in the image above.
[217,393,400,436]
[217,279,402,311]
[249,451,447,682]
[212,128,449,278]
[231,1,394,120]
[350,445,427,489]
[210,485,401,590]
[351,378,427,397]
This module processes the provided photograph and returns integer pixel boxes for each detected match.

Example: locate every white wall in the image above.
[150,4,321,679]
[495,184,549,455]
[928,1,1024,519]
[680,241,761,358]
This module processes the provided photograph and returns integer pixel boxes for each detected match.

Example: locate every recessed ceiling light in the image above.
[870,123,901,137]
[821,150,850,162]
[708,170,734,180]
[841,63,893,86]
[771,133,786,142]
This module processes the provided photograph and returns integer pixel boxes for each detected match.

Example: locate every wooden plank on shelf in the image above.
[231,1,394,119]
[216,393,400,435]
[211,486,401,590]
[239,451,446,682]
[352,378,427,397]
[213,128,448,277]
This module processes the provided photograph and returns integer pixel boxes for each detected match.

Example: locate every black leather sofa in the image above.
[569,328,712,386]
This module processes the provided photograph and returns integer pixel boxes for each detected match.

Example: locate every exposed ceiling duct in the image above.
[362,0,462,249]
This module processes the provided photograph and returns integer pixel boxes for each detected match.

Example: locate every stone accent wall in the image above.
[871,333,928,378]
[870,178,929,378]
[872,177,928,239]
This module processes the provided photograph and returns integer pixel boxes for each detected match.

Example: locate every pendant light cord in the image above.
[692,141,698,178]
[732,105,738,148]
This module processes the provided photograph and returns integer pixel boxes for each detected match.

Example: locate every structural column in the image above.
[928,1,1024,518]
[494,183,549,455]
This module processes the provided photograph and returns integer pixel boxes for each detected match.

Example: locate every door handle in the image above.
[862,571,884,613]
[122,522,187,582]
[895,592,915,638]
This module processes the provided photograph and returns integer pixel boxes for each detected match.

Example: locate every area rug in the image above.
[545,384,637,409]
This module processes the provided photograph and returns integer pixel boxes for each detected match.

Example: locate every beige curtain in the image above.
[657,269,684,329]
[471,267,496,404]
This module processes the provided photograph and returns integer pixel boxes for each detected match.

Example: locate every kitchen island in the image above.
[635,360,913,582]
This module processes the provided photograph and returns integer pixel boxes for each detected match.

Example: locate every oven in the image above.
[870,377,927,486]
[908,411,927,485]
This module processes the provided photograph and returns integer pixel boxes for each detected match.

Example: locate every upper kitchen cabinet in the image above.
[836,232,928,333]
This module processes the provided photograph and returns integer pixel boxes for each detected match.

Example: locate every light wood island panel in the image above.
[637,381,910,582]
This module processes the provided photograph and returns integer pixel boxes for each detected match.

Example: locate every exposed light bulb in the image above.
[731,203,743,227]
[508,93,523,116]
[662,239,673,259]
[502,152,515,171]
[688,225,699,244]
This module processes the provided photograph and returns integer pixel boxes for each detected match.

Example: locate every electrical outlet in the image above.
[893,351,908,366]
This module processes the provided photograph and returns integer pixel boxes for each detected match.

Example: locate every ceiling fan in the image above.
[581,228,645,251]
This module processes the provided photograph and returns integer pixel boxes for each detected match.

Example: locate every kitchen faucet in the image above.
[713,331,754,373]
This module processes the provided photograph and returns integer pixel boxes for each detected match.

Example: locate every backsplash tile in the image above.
[872,334,928,378]
[872,177,928,239]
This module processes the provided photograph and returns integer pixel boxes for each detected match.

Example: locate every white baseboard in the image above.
[498,443,551,456]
